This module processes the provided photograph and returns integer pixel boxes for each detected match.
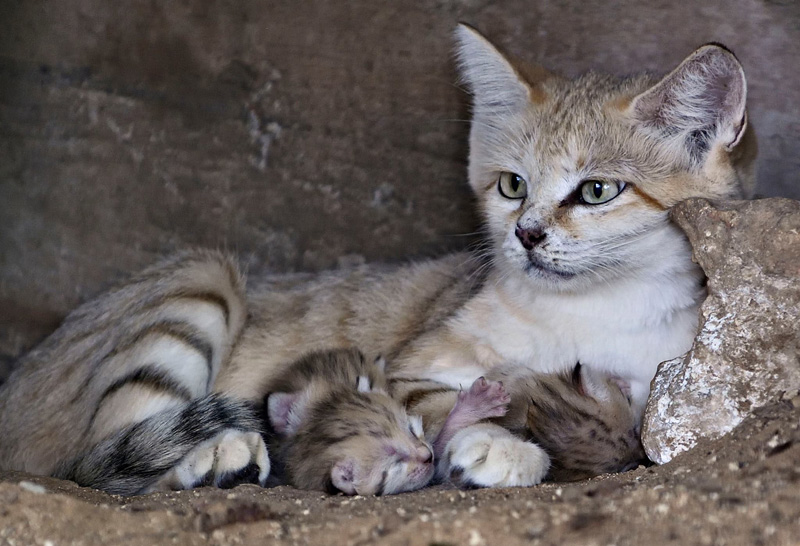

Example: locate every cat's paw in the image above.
[445,423,549,488]
[148,430,270,492]
[458,377,510,419]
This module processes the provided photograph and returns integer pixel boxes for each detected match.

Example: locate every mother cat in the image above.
[0,25,755,493]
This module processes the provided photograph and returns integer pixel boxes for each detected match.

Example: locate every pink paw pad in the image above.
[457,377,510,419]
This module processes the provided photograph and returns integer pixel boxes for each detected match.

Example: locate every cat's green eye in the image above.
[498,172,528,199]
[579,180,625,205]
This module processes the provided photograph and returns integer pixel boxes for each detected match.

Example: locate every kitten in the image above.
[0,25,755,493]
[264,348,510,495]
[394,362,644,486]
[491,363,645,482]
[262,348,434,495]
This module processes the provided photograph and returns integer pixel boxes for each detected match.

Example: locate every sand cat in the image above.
[0,25,755,493]
[394,362,645,486]
[263,348,510,495]
[270,353,643,494]
[54,345,640,494]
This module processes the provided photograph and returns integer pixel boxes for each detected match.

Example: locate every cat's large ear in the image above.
[454,24,534,116]
[628,43,747,162]
[267,391,311,436]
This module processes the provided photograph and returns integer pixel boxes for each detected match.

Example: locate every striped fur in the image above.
[0,250,247,480]
[392,363,645,484]
[54,394,262,495]
[266,349,515,495]
[0,27,755,494]
[264,349,435,495]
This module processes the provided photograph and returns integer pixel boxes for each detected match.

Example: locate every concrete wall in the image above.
[1,0,799,377]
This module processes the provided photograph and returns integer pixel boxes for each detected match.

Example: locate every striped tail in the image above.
[72,249,248,446]
[54,394,267,495]
[0,249,251,484]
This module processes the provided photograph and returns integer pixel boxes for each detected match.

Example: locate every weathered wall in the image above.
[1,0,799,374]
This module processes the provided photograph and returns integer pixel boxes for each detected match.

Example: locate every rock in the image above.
[642,197,800,464]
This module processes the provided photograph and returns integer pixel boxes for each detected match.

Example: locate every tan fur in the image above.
[392,364,644,482]
[0,250,246,474]
[491,365,644,481]
[266,349,434,495]
[0,27,755,490]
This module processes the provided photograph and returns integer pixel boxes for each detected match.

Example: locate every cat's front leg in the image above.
[440,422,550,488]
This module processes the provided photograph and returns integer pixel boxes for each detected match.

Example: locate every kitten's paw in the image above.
[445,423,549,488]
[459,377,510,419]
[149,430,270,492]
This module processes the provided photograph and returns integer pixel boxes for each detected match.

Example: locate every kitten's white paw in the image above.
[148,429,269,492]
[445,423,549,488]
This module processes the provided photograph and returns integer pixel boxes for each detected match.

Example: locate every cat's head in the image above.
[456,25,756,291]
[268,376,434,495]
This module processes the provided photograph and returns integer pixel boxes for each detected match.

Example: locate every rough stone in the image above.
[642,197,800,464]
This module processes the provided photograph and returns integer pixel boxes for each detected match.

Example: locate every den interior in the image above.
[1,1,799,544]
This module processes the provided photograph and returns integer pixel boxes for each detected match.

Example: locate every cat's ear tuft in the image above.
[330,459,358,495]
[408,414,425,439]
[267,391,310,436]
[629,43,747,161]
[454,23,532,115]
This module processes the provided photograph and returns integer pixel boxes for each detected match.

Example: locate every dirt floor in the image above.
[2,398,798,546]
[2,2,800,545]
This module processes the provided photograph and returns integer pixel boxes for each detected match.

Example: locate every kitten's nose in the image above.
[515,225,547,250]
[417,445,433,464]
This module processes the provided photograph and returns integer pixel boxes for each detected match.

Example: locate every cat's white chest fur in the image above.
[426,255,704,412]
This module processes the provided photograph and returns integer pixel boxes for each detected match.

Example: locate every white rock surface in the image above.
[642,198,800,464]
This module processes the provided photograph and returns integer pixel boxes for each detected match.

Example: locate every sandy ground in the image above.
[2,398,798,546]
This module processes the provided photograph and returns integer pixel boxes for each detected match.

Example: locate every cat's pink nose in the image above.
[515,225,547,250]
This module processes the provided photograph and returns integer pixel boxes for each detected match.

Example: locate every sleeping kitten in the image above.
[0,25,755,493]
[394,362,645,486]
[262,348,434,495]
[491,363,645,482]
[264,348,510,495]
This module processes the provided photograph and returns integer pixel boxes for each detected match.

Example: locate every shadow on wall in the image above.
[0,0,799,378]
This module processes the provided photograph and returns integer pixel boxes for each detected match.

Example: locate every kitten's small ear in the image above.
[610,376,633,401]
[454,23,533,115]
[267,391,310,436]
[366,356,389,394]
[330,459,358,495]
[628,43,747,160]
